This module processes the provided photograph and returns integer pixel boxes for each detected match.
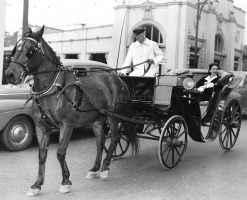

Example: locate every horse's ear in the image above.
[34,25,45,42]
[23,27,33,37]
[27,27,32,33]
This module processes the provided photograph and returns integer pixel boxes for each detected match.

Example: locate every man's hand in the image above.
[147,59,154,65]
[118,72,127,76]
[206,82,214,88]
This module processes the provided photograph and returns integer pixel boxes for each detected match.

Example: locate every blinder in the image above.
[10,37,43,77]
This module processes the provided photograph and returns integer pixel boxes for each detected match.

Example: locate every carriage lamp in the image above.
[194,0,219,68]
[183,77,195,90]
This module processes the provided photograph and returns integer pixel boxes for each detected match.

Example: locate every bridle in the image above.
[10,36,62,79]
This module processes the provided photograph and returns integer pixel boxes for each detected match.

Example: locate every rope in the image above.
[29,60,148,76]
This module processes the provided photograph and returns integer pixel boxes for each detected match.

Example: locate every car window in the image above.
[73,66,87,76]
[90,67,109,71]
[237,76,246,87]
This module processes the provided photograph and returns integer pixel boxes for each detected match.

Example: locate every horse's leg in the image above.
[99,117,120,179]
[57,124,74,193]
[27,126,51,197]
[86,116,106,179]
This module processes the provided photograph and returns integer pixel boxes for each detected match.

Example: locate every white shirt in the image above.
[122,38,164,77]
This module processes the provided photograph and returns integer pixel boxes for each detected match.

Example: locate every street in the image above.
[0,116,247,200]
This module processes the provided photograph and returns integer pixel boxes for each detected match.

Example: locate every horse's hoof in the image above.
[85,171,98,179]
[27,188,41,197]
[59,184,72,194]
[99,170,109,179]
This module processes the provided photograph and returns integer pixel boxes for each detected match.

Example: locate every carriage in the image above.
[104,69,243,170]
[5,26,243,196]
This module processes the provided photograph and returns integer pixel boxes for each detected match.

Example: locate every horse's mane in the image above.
[40,37,60,64]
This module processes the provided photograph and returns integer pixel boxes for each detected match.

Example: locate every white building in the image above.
[43,0,245,73]
[109,0,246,72]
[0,0,6,85]
[1,0,246,81]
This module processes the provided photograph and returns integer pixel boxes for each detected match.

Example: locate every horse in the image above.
[5,25,139,197]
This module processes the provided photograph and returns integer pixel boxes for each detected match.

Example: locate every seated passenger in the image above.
[119,26,164,77]
[196,63,220,101]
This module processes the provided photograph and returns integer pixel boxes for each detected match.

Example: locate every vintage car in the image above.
[232,71,247,115]
[0,59,112,151]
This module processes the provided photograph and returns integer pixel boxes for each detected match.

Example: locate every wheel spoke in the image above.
[174,146,182,158]
[177,130,185,139]
[120,136,128,142]
[230,129,237,140]
[222,129,227,144]
[167,126,172,138]
[118,141,124,152]
[225,131,229,148]
[233,114,240,122]
[221,126,227,135]
[229,128,233,147]
[176,122,182,136]
[165,146,172,163]
[172,147,175,165]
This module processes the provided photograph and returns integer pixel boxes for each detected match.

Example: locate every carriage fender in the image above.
[0,99,33,131]
[176,97,204,142]
[209,88,241,139]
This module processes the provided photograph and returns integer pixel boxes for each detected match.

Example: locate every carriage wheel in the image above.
[158,115,188,170]
[219,99,241,151]
[104,122,130,158]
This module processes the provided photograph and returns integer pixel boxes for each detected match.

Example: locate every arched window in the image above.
[133,25,163,44]
[214,34,226,69]
[215,34,223,52]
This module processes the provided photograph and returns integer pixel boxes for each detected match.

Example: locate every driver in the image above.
[119,26,164,77]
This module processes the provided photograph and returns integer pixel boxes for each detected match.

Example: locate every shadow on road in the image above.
[31,126,95,146]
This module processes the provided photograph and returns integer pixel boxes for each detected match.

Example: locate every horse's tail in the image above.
[123,100,139,155]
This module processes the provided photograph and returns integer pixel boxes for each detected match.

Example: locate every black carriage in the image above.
[105,69,243,170]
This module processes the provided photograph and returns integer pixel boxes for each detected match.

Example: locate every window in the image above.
[189,47,199,68]
[214,34,225,69]
[215,34,223,52]
[234,56,240,71]
[89,53,107,64]
[65,54,79,59]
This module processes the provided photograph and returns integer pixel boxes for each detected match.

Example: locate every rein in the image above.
[10,36,151,123]
[11,36,149,76]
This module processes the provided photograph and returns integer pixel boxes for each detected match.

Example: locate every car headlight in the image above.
[183,77,195,90]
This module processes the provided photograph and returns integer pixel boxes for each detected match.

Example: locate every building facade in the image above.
[43,0,245,73]
[108,0,246,73]
[1,0,246,82]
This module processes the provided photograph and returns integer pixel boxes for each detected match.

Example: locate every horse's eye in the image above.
[26,47,35,59]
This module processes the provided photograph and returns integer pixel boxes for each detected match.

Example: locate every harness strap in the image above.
[62,89,98,112]
[57,82,148,125]
[34,99,59,129]
[11,60,26,69]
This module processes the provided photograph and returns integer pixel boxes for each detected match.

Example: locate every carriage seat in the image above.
[120,76,156,102]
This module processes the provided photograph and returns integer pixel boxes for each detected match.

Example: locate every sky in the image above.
[5,0,115,33]
[5,0,247,34]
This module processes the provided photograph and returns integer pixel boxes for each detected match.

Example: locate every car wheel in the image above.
[0,116,34,151]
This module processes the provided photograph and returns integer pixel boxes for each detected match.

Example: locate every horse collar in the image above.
[30,70,62,99]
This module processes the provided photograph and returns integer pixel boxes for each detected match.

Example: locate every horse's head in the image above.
[5,26,45,84]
